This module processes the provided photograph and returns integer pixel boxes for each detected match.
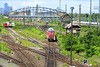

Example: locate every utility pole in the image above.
[70,7,74,66]
[93,7,95,24]
[0,14,1,26]
[26,7,28,24]
[99,0,100,31]
[59,0,61,35]
[65,4,67,13]
[90,0,92,31]
[8,7,9,19]
[79,5,81,26]
[23,7,25,28]
[15,10,17,21]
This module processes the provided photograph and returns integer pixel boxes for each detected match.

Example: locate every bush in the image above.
[72,53,75,59]
[67,52,70,57]
[0,42,11,54]
[9,33,11,36]
[79,57,84,62]
[59,33,78,51]
[3,47,8,52]
[7,49,11,54]
[61,50,67,54]
[76,32,80,36]
[0,29,1,32]
[37,56,40,60]
[98,54,100,57]
[0,45,2,51]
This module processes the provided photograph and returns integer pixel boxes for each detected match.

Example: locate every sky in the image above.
[0,0,99,13]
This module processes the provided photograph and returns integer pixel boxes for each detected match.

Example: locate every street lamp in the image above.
[59,0,61,35]
[90,0,92,31]
[70,7,74,66]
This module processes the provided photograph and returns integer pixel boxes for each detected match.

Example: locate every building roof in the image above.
[65,23,80,29]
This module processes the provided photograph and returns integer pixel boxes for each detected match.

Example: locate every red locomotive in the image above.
[47,28,57,42]
[3,22,15,27]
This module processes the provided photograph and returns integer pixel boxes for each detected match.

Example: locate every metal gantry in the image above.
[9,6,65,18]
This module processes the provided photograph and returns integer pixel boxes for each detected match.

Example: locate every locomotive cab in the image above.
[47,28,57,42]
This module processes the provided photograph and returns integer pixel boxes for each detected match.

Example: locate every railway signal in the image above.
[70,7,74,66]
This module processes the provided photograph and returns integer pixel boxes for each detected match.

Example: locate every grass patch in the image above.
[14,26,47,43]
[37,55,40,60]
[0,26,8,34]
[60,49,100,66]
[0,42,11,54]
[17,39,36,47]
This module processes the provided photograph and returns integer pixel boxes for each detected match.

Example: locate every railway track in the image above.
[0,52,24,67]
[46,42,56,67]
[45,43,90,67]
[28,38,44,45]
[8,45,46,56]
[2,35,36,67]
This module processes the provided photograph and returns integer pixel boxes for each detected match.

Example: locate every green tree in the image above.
[59,34,78,51]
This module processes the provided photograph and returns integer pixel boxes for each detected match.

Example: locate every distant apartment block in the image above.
[9,6,13,13]
[4,3,8,15]
[0,8,4,14]
[4,3,13,16]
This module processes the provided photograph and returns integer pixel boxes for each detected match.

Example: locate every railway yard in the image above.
[0,29,89,67]
[0,15,100,67]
